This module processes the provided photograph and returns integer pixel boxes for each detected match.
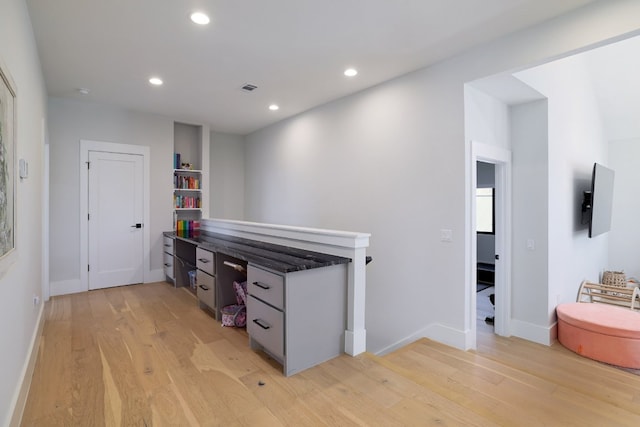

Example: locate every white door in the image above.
[88,151,144,290]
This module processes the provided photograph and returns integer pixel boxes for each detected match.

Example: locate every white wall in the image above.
[477,162,495,188]
[0,0,47,424]
[510,100,549,329]
[243,0,640,353]
[476,235,495,265]
[609,138,640,279]
[465,86,506,271]
[210,131,245,219]
[465,86,511,149]
[47,98,174,292]
[245,64,472,352]
[174,122,201,170]
[515,54,609,325]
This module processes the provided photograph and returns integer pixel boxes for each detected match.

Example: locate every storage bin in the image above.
[602,270,626,287]
[188,270,197,290]
[221,304,246,327]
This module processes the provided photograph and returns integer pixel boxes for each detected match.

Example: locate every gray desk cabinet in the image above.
[196,247,216,313]
[163,235,175,283]
[247,263,348,376]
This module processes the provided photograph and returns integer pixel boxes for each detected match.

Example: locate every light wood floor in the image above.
[21,282,640,426]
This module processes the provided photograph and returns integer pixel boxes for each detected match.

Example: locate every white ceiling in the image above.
[26,0,596,135]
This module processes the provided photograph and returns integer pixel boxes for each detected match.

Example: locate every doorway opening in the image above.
[468,142,512,349]
[476,161,496,330]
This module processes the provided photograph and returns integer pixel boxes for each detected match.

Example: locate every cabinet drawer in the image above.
[163,236,174,254]
[248,265,284,310]
[196,270,215,309]
[196,247,215,275]
[247,295,284,359]
[163,252,174,279]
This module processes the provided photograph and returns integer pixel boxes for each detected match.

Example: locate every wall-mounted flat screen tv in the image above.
[588,163,615,238]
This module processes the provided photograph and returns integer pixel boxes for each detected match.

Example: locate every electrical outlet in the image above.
[33,295,40,306]
[440,229,453,242]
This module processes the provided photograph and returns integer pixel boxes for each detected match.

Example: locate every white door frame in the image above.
[43,129,50,301]
[467,141,512,348]
[80,140,151,292]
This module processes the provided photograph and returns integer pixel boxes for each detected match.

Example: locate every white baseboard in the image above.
[422,323,469,350]
[8,302,45,427]
[344,328,367,356]
[51,269,165,296]
[511,319,557,346]
[50,279,83,296]
[374,323,467,356]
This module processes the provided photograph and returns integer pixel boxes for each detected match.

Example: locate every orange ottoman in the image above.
[557,303,640,369]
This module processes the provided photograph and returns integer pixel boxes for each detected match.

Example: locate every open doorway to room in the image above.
[467,139,512,349]
[476,162,496,331]
[466,31,640,351]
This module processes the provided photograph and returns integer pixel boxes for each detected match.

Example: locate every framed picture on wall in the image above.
[0,59,16,262]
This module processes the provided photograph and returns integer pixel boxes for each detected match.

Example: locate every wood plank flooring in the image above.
[21,282,640,426]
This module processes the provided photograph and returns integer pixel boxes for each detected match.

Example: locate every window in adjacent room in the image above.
[476,187,495,234]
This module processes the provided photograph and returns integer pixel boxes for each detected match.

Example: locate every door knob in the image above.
[131,223,143,228]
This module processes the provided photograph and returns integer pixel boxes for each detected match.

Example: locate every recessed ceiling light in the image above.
[77,88,90,95]
[268,104,279,111]
[344,68,358,77]
[149,77,163,86]
[190,12,210,25]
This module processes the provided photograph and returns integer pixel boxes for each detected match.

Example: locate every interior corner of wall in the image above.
[423,323,469,350]
[49,279,83,296]
[147,269,166,284]
[374,323,467,356]
[511,318,556,346]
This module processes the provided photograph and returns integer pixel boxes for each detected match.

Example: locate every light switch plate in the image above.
[19,158,28,179]
[440,229,453,242]
[526,239,535,250]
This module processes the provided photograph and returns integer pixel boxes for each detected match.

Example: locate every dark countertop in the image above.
[164,230,350,273]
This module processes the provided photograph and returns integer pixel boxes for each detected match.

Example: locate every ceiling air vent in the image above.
[241,83,258,92]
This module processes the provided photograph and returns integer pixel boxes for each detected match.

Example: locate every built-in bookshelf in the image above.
[173,169,202,230]
[173,122,209,231]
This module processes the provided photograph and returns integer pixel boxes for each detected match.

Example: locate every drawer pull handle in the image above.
[163,244,171,247]
[164,263,171,267]
[253,281,271,290]
[199,285,210,291]
[253,319,271,330]
[198,258,210,263]
[223,260,245,272]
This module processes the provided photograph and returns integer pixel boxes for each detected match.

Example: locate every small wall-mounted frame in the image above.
[0,57,16,261]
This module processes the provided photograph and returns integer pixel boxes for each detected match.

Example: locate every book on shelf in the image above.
[174,175,200,189]
[173,194,201,208]
[176,219,200,232]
